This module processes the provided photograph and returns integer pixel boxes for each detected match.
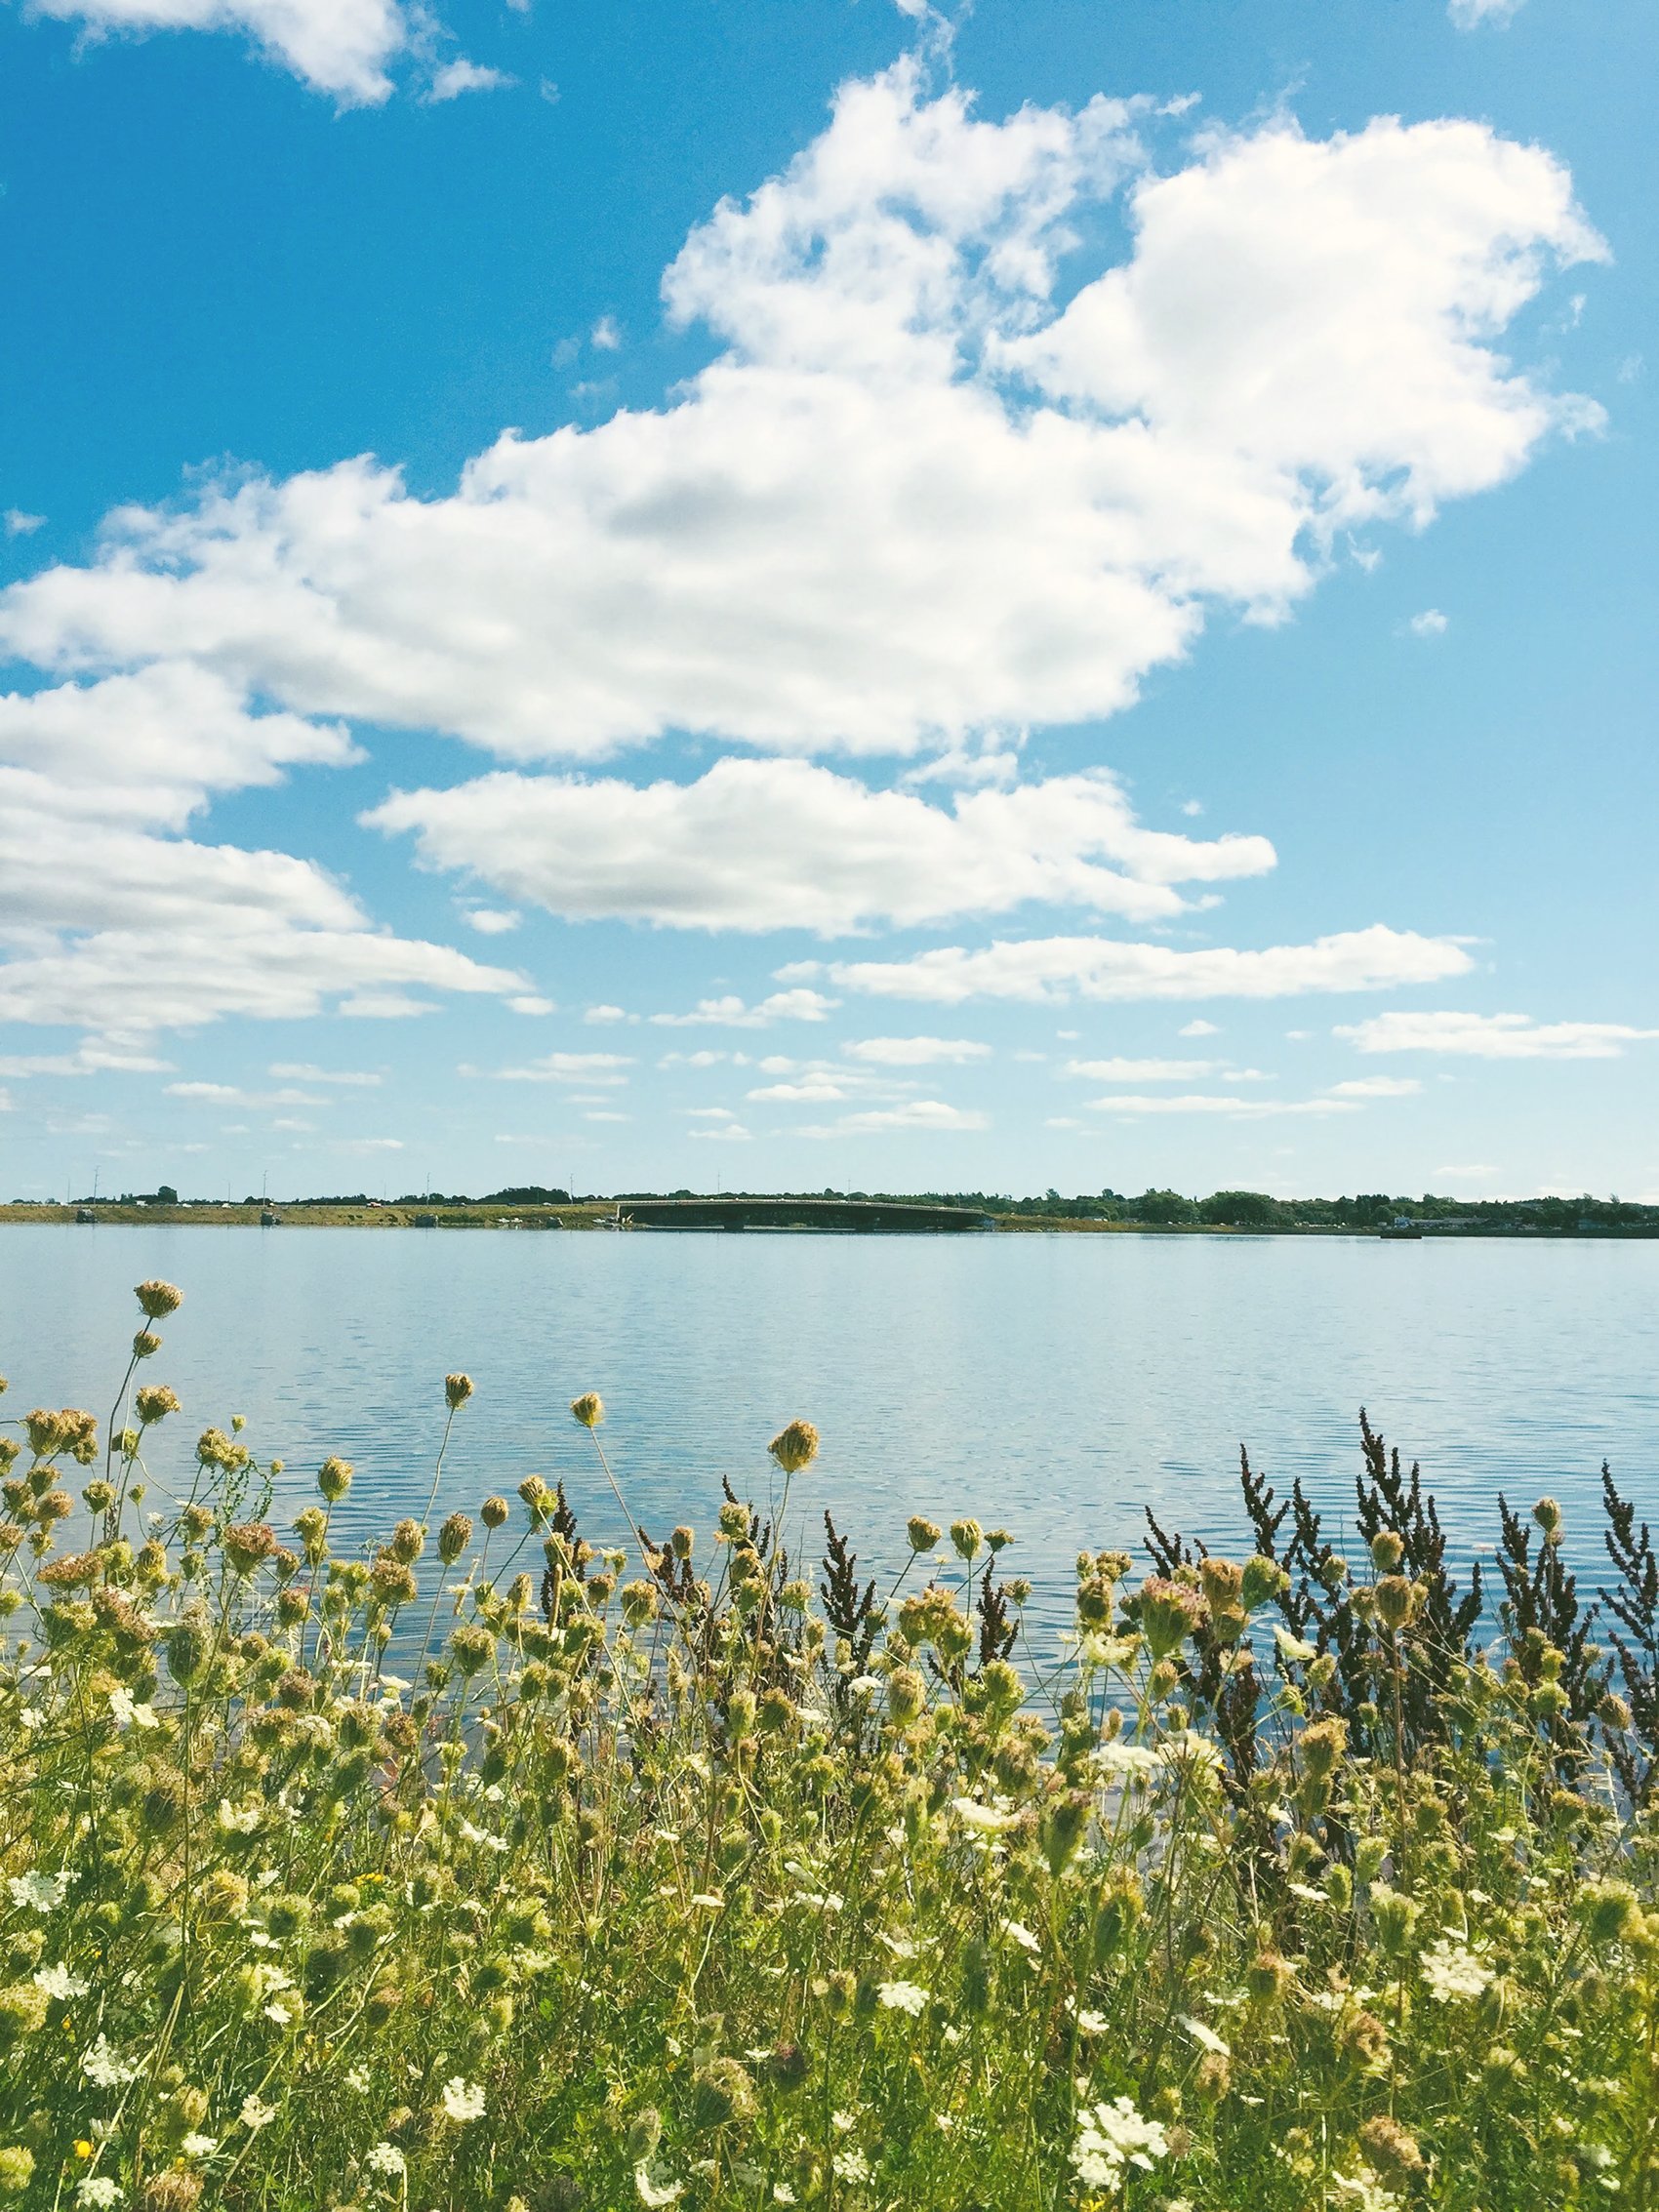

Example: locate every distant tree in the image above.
[1199,1190,1280,1227]
[1133,1188,1196,1225]
[156,1185,179,1205]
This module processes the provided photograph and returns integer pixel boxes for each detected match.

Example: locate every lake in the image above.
[2,1225,1654,1637]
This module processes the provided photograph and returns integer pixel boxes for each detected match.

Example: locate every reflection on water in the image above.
[2,1226,1655,1638]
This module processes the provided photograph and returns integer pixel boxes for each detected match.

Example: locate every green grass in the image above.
[0,1278,1654,2211]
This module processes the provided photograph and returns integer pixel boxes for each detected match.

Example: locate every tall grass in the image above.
[0,1278,1654,2211]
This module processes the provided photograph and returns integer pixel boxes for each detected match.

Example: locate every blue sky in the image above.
[0,0,1654,1201]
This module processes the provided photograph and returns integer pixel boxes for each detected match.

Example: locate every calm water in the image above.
[3,1226,1655,1634]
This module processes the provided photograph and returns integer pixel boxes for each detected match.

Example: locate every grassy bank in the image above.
[1,1280,1655,2210]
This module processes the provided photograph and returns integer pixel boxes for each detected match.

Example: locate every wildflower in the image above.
[365,2144,406,2180]
[906,1515,942,1552]
[1136,1577,1205,1659]
[33,1962,89,2001]
[830,2150,870,2184]
[1420,1938,1493,2003]
[875,1980,928,2015]
[238,2095,276,2130]
[439,2077,486,2123]
[445,1372,474,1409]
[1073,2008,1111,2035]
[1275,1624,1318,1664]
[180,2137,217,2159]
[218,1799,263,1835]
[950,1517,983,1560]
[136,1279,183,1318]
[1180,2016,1231,2056]
[1070,2097,1168,2189]
[769,1420,819,1473]
[81,2034,140,2088]
[345,2067,372,2094]
[0,2149,33,2194]
[1000,1919,1040,1954]
[76,2181,122,2209]
[135,1386,181,1426]
[570,1392,604,1428]
[8,1870,73,1913]
[634,2170,683,2208]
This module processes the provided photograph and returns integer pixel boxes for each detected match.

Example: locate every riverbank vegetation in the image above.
[8,1187,1658,1235]
[1,1280,1656,2209]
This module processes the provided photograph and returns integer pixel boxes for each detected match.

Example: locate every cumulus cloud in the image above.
[823,924,1474,1005]
[1409,609,1449,636]
[1326,1074,1425,1097]
[425,57,510,101]
[798,1099,988,1137]
[1337,1012,1659,1060]
[22,0,415,104]
[0,64,1601,773]
[0,667,520,1036]
[470,1052,633,1085]
[368,761,1275,934]
[649,989,838,1027]
[842,1035,991,1065]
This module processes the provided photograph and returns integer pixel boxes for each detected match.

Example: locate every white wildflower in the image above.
[439,2077,486,2123]
[634,2168,683,2207]
[875,1980,928,2016]
[690,1893,725,1910]
[1079,1632,1139,1670]
[848,1675,882,1697]
[365,2142,406,2179]
[181,2135,218,2159]
[109,1687,136,1728]
[9,1869,74,1912]
[1157,1729,1224,1772]
[33,1962,89,2001]
[76,2182,122,2209]
[1180,2016,1231,2056]
[18,1708,43,1731]
[773,2189,797,2205]
[1070,2097,1168,2189]
[239,2094,277,2130]
[950,1796,1020,1833]
[1332,2169,1400,2209]
[217,1800,263,1835]
[1073,2007,1111,2035]
[830,2111,856,2133]
[831,2149,870,2184]
[81,2034,140,2088]
[1275,1624,1318,1663]
[1420,1938,1494,2004]
[1000,1918,1040,1953]
[345,2066,373,2093]
[1091,1742,1160,1781]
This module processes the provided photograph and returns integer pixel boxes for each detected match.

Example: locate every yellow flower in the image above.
[73,2142,93,2160]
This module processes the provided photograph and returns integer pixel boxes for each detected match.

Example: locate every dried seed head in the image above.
[1357,2115,1424,2181]
[481,1495,509,1529]
[570,1392,604,1430]
[1369,1530,1404,1573]
[951,1518,984,1562]
[1532,1496,1564,1546]
[906,1515,942,1553]
[444,1373,474,1411]
[768,1419,820,1475]
[438,1512,472,1565]
[136,1280,183,1319]
[317,1458,353,1504]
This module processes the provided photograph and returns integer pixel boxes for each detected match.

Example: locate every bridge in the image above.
[616,1196,994,1233]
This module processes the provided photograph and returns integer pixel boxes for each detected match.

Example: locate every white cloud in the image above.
[685,1106,738,1119]
[1338,1011,1659,1060]
[463,908,520,935]
[0,66,1601,773]
[23,0,415,104]
[1409,608,1449,636]
[828,924,1474,1005]
[1088,1093,1357,1116]
[1448,0,1524,26]
[590,315,623,351]
[1179,1018,1219,1036]
[1326,1074,1424,1097]
[268,1063,383,1085]
[339,1136,403,1151]
[507,993,556,1016]
[0,665,519,1036]
[4,512,44,538]
[650,989,838,1027]
[426,57,510,101]
[799,1099,988,1136]
[1065,1056,1220,1081]
[367,761,1275,934]
[0,1042,170,1076]
[473,1052,633,1085]
[689,1121,752,1142]
[842,1035,991,1066]
[584,1004,630,1025]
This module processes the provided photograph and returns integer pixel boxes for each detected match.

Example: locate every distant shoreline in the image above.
[6,1201,1658,1239]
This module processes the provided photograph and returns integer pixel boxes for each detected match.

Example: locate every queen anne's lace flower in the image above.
[830,2149,870,2184]
[1070,2097,1168,2189]
[875,1980,928,2015]
[1420,1938,1494,2003]
[81,2035,140,2088]
[239,2094,276,2130]
[75,2182,122,2209]
[950,1796,1020,1832]
[33,1962,89,2001]
[634,2167,683,2207]
[9,1869,73,1912]
[440,2076,486,2122]
[365,2143,405,2179]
